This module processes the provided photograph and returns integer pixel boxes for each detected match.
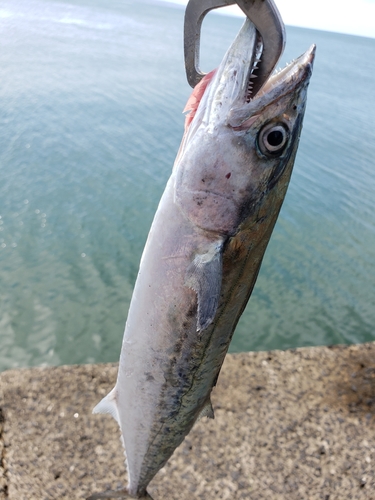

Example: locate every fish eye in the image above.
[258,122,289,156]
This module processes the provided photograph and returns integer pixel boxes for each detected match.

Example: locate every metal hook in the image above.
[184,0,286,93]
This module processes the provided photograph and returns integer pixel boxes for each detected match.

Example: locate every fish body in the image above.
[93,19,315,499]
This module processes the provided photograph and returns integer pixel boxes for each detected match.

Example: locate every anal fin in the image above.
[197,400,215,421]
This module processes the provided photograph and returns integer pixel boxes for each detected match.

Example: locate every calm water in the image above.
[0,0,375,371]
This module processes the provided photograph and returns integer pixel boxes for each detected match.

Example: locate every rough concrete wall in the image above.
[0,391,8,499]
[0,343,375,499]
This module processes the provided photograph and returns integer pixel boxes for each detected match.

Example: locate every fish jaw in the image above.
[175,37,315,236]
[189,18,260,135]
[228,43,316,129]
[184,17,315,134]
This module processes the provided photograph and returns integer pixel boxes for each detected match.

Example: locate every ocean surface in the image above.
[0,0,375,371]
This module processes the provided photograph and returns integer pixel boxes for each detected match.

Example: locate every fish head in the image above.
[175,19,315,236]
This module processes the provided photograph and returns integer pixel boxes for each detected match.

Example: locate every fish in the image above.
[89,18,315,500]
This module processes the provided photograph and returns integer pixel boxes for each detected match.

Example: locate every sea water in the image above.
[0,0,375,371]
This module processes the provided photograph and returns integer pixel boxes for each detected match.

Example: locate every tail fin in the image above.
[92,387,120,425]
[87,489,153,499]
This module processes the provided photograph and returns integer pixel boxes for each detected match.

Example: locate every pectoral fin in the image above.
[186,240,223,332]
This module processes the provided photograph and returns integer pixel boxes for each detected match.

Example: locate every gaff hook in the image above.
[184,0,286,95]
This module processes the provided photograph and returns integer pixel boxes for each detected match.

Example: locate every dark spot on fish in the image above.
[225,172,231,179]
[187,301,197,318]
[201,178,205,183]
[256,216,266,224]
[145,372,155,382]
[225,235,247,262]
[197,201,203,206]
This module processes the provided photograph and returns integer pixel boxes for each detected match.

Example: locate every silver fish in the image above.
[90,18,315,500]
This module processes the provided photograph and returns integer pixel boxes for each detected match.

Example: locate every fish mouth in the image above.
[229,42,316,130]
[258,45,316,98]
[231,18,315,103]
[203,18,315,129]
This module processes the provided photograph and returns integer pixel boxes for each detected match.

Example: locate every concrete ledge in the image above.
[1,343,375,499]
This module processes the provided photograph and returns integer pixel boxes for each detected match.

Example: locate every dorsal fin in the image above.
[183,69,217,130]
[92,387,120,425]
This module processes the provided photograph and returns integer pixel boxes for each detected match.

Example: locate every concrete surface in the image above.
[1,343,375,500]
